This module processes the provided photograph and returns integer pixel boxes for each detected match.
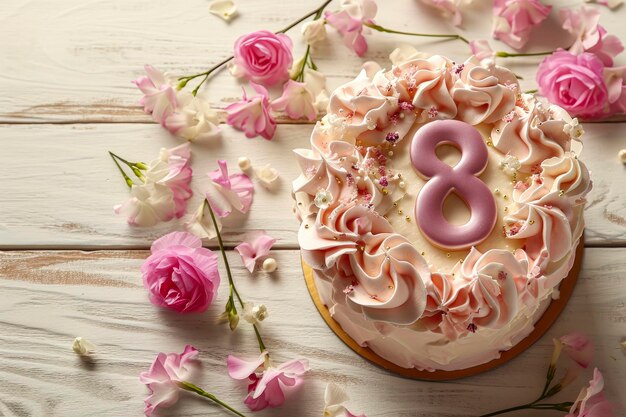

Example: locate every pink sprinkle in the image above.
[453,64,464,74]
[389,113,400,125]
[514,181,529,191]
[503,111,515,123]
[346,173,355,186]
[379,176,389,187]
[497,271,507,281]
[378,165,386,176]
[343,285,355,294]
[543,204,553,209]
[531,164,542,175]
[508,225,521,236]
[428,106,438,118]
[377,154,387,165]
[467,323,477,333]
[399,101,415,111]
[385,132,400,143]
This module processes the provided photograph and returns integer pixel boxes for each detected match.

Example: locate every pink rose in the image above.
[233,30,293,86]
[141,231,220,313]
[537,50,608,119]
[492,0,552,50]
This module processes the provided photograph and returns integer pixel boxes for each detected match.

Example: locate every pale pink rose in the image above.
[492,0,552,50]
[325,0,377,57]
[565,369,613,417]
[233,30,293,86]
[226,83,276,140]
[139,345,198,416]
[271,80,318,121]
[227,351,309,411]
[560,332,594,368]
[205,159,254,217]
[418,0,466,26]
[133,65,178,125]
[141,232,220,313]
[235,231,277,272]
[560,6,624,66]
[536,50,608,119]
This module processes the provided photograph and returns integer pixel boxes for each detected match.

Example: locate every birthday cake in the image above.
[292,54,591,371]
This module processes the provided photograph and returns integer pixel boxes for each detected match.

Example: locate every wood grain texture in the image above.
[1,0,625,124]
[0,122,624,249]
[0,248,625,417]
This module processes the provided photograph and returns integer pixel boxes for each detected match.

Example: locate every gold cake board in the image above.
[302,237,584,381]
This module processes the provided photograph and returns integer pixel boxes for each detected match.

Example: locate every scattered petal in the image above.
[72,337,96,356]
[208,0,238,21]
[255,164,280,187]
[235,231,277,272]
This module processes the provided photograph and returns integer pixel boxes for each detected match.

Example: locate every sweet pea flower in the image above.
[324,383,366,417]
[114,182,177,227]
[560,332,594,369]
[537,50,608,119]
[227,351,309,411]
[418,0,468,27]
[271,80,318,121]
[235,231,277,272]
[492,0,552,50]
[164,93,222,141]
[565,369,613,417]
[233,30,293,86]
[226,83,276,140]
[141,232,220,313]
[560,6,624,66]
[206,159,254,217]
[133,65,178,125]
[302,19,327,47]
[325,0,377,57]
[185,200,221,240]
[139,345,198,416]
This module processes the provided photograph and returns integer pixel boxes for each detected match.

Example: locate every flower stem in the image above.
[203,199,268,354]
[525,89,538,94]
[179,0,333,94]
[108,151,134,188]
[364,22,469,44]
[179,381,247,417]
[496,51,553,58]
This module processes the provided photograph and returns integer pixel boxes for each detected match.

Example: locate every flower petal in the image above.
[227,351,267,380]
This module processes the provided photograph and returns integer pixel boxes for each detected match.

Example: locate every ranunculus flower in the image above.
[536,50,608,119]
[141,231,220,313]
[133,65,178,125]
[226,83,276,140]
[139,345,198,416]
[227,351,309,411]
[325,0,377,57]
[565,368,613,417]
[235,231,277,272]
[271,80,318,121]
[492,0,552,50]
[560,6,624,66]
[233,30,293,86]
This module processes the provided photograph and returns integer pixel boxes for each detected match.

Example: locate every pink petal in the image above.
[235,231,277,272]
[204,182,236,217]
[276,358,309,376]
[151,232,202,253]
[227,351,267,380]
[234,242,257,272]
[560,332,594,368]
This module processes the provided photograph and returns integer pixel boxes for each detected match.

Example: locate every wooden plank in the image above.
[0,122,624,249]
[0,248,624,416]
[1,0,624,123]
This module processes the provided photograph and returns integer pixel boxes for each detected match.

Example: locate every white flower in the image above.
[185,201,221,240]
[314,189,333,209]
[563,118,584,140]
[324,383,363,417]
[114,183,176,227]
[208,0,238,21]
[255,164,280,187]
[302,19,327,47]
[304,68,330,112]
[165,94,222,141]
[242,302,269,325]
[389,45,429,65]
[72,337,96,356]
[238,156,252,171]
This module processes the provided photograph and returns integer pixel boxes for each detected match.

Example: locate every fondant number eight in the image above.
[410,120,497,250]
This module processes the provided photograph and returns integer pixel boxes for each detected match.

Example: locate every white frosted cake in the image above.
[292,54,592,371]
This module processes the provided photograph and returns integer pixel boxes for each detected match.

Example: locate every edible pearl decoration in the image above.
[262,258,277,273]
[237,157,251,171]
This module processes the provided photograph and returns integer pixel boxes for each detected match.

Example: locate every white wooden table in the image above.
[1,1,625,416]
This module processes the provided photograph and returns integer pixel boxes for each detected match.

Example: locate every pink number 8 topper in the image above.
[410,120,497,250]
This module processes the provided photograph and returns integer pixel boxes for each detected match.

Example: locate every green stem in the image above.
[525,89,538,94]
[108,151,133,188]
[365,22,469,44]
[496,51,553,58]
[203,199,268,354]
[294,45,312,82]
[179,0,333,93]
[179,381,247,417]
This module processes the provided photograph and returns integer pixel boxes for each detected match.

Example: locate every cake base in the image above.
[302,236,584,380]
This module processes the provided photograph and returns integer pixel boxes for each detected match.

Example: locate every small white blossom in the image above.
[255,164,280,187]
[563,118,584,140]
[242,302,269,325]
[314,189,333,209]
[301,19,327,47]
[72,337,96,356]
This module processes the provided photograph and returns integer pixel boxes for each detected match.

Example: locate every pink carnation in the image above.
[226,83,276,140]
[537,50,608,119]
[492,0,552,50]
[233,30,293,86]
[560,6,624,66]
[139,345,198,416]
[141,232,220,313]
